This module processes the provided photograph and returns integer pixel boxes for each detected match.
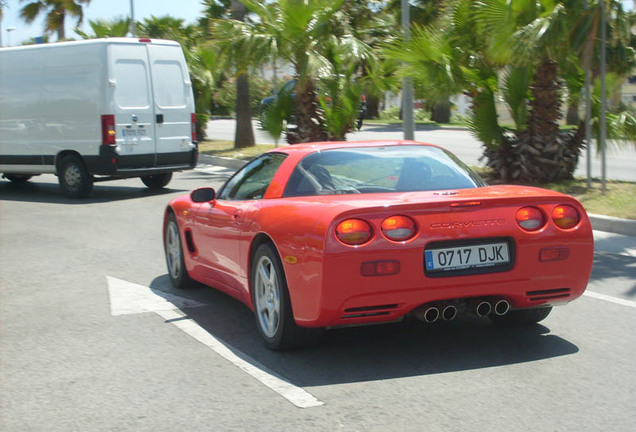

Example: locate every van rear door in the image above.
[146,43,195,167]
[109,43,156,168]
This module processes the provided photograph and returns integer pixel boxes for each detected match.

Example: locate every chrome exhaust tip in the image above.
[494,299,510,316]
[415,306,440,323]
[442,305,458,321]
[475,301,492,317]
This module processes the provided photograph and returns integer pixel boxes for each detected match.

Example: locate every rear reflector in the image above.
[381,215,417,241]
[516,207,545,231]
[540,247,570,262]
[361,260,400,276]
[551,205,580,229]
[101,115,116,145]
[336,219,373,246]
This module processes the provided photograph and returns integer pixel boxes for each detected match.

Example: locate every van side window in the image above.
[113,60,150,109]
[153,61,187,108]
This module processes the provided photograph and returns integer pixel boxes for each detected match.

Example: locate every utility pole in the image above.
[584,0,592,188]
[401,0,415,140]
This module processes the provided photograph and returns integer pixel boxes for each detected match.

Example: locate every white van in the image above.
[0,38,197,197]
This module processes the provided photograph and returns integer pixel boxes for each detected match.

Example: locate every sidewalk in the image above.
[197,154,636,237]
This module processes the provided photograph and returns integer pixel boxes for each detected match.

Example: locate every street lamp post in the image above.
[6,26,15,47]
[401,0,415,140]
[129,0,136,37]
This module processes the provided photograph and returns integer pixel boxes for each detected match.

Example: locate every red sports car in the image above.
[163,141,594,349]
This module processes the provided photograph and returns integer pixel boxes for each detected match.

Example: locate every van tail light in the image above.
[516,207,545,232]
[101,115,116,146]
[138,38,152,43]
[381,215,417,241]
[191,113,197,142]
[552,205,580,229]
[336,219,373,246]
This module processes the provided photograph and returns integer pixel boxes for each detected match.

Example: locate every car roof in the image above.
[266,140,443,157]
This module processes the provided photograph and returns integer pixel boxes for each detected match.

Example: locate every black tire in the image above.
[489,307,552,326]
[251,242,323,350]
[58,155,93,198]
[164,212,193,289]
[141,173,173,189]
[5,174,33,184]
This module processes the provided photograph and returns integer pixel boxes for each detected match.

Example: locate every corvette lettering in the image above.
[430,219,506,229]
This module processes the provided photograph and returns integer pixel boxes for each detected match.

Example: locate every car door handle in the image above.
[233,210,243,220]
[156,114,164,124]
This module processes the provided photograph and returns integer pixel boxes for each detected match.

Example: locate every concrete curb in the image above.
[198,153,247,170]
[588,214,636,237]
[197,153,635,237]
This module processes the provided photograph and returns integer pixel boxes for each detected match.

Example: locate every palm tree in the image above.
[238,0,358,143]
[20,0,91,41]
[74,17,130,38]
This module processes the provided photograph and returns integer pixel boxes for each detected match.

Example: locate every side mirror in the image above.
[190,187,216,203]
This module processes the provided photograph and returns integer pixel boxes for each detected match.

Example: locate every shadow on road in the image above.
[149,274,579,388]
[591,251,636,297]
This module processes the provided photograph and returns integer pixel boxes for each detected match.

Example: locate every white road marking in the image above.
[107,276,205,316]
[583,291,636,308]
[107,277,323,409]
[156,309,323,409]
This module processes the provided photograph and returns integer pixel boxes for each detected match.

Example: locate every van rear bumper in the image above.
[87,146,198,176]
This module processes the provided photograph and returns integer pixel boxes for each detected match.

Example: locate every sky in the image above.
[1,0,205,46]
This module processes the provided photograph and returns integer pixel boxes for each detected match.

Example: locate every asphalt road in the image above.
[206,119,636,182]
[1,168,635,432]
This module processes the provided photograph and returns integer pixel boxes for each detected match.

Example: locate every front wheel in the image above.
[489,307,552,326]
[251,243,322,350]
[141,173,173,190]
[58,156,93,198]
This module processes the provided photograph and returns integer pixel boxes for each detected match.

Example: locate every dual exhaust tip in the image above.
[415,299,510,323]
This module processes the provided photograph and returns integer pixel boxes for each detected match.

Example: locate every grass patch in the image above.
[198,140,276,160]
[473,166,636,220]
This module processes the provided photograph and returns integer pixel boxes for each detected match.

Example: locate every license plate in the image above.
[425,241,510,273]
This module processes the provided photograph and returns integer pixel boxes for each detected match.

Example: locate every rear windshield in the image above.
[283,145,485,197]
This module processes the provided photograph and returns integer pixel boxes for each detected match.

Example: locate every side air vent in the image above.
[342,304,399,319]
[185,230,196,253]
[526,288,571,302]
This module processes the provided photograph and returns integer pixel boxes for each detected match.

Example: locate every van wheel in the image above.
[141,173,173,189]
[59,156,93,198]
[5,174,33,184]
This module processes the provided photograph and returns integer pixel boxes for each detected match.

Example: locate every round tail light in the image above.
[552,205,580,229]
[516,207,545,231]
[381,215,417,241]
[336,219,373,246]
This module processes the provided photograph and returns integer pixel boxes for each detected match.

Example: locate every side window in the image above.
[218,153,287,200]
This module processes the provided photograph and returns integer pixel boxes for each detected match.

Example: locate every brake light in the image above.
[516,207,545,232]
[551,205,580,229]
[381,215,417,241]
[138,38,152,43]
[336,219,373,246]
[191,113,197,142]
[101,115,116,145]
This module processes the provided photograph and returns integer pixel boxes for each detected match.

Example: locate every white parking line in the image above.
[584,291,636,308]
[156,309,324,409]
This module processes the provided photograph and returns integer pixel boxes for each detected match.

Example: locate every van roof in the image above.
[0,38,181,52]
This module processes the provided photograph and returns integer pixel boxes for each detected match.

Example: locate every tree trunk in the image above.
[231,1,255,149]
[431,98,451,123]
[286,78,327,144]
[566,102,580,125]
[57,12,66,40]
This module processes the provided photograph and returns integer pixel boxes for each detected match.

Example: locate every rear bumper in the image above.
[289,231,594,328]
[86,145,197,176]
